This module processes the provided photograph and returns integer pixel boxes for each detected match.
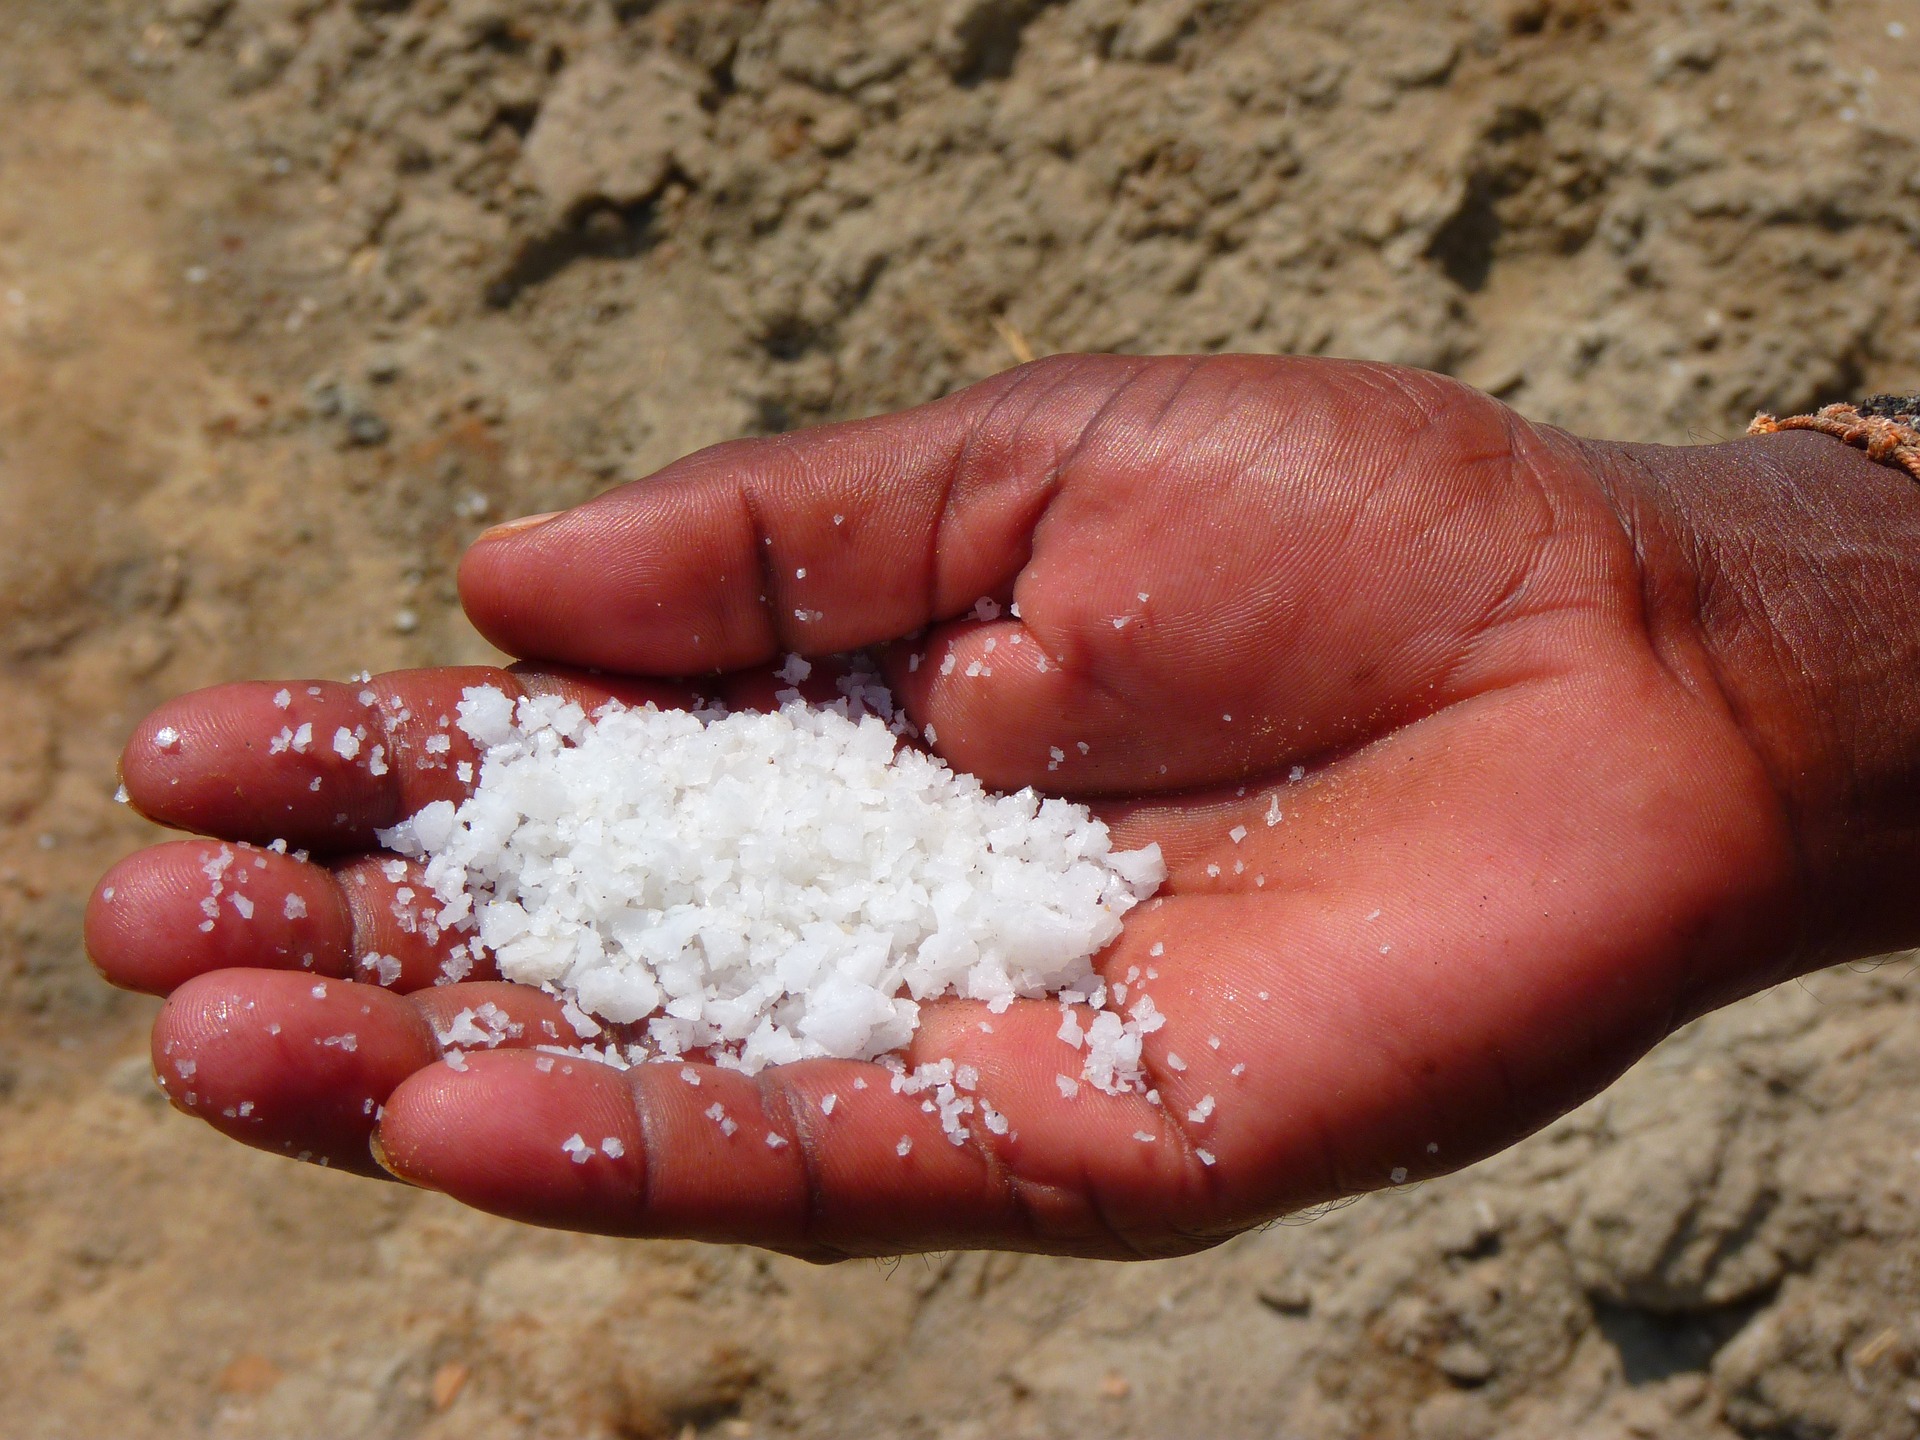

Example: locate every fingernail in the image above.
[368,1129,425,1187]
[475,510,561,544]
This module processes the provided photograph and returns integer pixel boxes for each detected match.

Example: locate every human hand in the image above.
[86,354,1920,1259]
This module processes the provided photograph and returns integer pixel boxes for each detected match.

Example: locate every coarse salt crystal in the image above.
[562,1133,593,1163]
[1196,1148,1216,1166]
[379,685,1164,1080]
[273,689,292,709]
[154,726,181,751]
[896,1136,913,1156]
[602,1137,625,1158]
[333,728,360,760]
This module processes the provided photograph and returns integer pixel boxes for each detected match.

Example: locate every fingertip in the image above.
[376,1051,646,1229]
[154,969,439,1176]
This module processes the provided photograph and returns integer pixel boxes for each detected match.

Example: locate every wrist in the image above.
[1588,428,1920,966]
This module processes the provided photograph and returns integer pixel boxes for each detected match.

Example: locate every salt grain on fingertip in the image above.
[896,1136,912,1156]
[561,1133,593,1163]
[273,689,291,709]
[155,726,181,751]
[1196,1148,1216,1166]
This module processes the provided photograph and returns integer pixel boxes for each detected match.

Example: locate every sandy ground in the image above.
[6,2,1920,1436]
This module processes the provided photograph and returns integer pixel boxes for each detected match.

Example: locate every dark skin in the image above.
[84,355,1920,1260]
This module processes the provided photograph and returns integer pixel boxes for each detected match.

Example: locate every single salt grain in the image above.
[291,722,313,753]
[114,784,130,805]
[1055,1074,1078,1099]
[1149,941,1164,957]
[333,727,360,760]
[1229,825,1247,844]
[1207,1035,1221,1049]
[535,1055,554,1072]
[1112,617,1130,629]
[101,886,116,901]
[821,1093,837,1115]
[1166,1052,1187,1072]
[765,1131,788,1149]
[896,1136,913,1156]
[1390,1166,1408,1184]
[1230,1062,1246,1076]
[679,1066,701,1086]
[310,983,327,999]
[852,1077,868,1090]
[795,568,806,580]
[603,1137,625,1158]
[776,653,812,684]
[1196,1148,1216,1166]
[833,513,845,525]
[230,894,255,920]
[444,1050,469,1071]
[1289,764,1306,782]
[273,689,291,709]
[154,726,181,751]
[1133,1130,1154,1143]
[1265,793,1283,826]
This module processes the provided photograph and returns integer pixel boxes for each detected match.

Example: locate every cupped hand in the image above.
[87,354,1804,1260]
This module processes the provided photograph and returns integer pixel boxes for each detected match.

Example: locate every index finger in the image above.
[120,665,699,851]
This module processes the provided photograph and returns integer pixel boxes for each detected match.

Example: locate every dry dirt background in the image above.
[6,1,1920,1436]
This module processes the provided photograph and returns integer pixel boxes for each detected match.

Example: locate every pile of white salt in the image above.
[378,670,1167,1092]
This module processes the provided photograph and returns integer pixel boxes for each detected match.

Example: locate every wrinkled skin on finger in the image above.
[90,354,1816,1260]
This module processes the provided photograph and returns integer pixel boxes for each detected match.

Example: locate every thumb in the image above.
[457,354,1173,674]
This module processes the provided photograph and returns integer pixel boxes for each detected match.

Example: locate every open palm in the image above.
[88,354,1798,1260]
